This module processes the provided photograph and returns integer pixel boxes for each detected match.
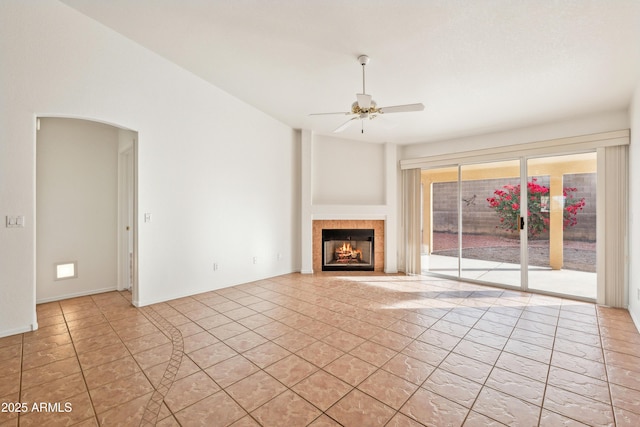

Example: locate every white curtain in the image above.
[403,168,422,275]
[601,145,629,307]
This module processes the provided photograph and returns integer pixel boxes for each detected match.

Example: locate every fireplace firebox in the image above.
[322,229,374,271]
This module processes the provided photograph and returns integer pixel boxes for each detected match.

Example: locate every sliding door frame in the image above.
[405,130,629,304]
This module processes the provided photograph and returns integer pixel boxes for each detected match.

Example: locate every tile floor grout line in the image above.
[90,290,141,425]
[17,321,26,427]
[248,280,624,426]
[17,274,639,426]
[544,301,616,425]
[535,301,558,427]
[191,280,427,425]
[357,293,482,425]
[448,298,502,426]
[597,306,618,427]
[453,291,552,426]
[287,280,494,424]
[159,291,294,426]
[94,291,166,424]
[445,295,513,425]
[138,305,184,426]
[140,296,240,426]
[58,299,98,427]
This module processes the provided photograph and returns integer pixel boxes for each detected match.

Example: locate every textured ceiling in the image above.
[61,0,640,144]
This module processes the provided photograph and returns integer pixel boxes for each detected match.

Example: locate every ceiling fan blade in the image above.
[333,117,358,133]
[356,93,372,109]
[309,111,351,116]
[378,103,425,114]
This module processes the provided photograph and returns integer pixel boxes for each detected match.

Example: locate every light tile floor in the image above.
[1,273,640,426]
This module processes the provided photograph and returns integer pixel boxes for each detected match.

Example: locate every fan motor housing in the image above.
[351,99,377,115]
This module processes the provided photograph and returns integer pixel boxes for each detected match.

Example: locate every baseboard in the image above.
[0,323,38,339]
[135,284,224,307]
[36,286,118,304]
[629,307,640,334]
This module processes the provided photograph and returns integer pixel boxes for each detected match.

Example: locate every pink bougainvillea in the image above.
[486,178,586,238]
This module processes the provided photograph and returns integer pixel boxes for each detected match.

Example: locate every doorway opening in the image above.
[118,134,137,303]
[36,117,138,305]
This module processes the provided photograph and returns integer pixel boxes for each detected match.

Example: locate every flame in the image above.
[330,240,366,264]
[336,242,362,260]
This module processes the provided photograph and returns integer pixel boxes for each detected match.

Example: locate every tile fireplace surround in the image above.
[312,220,385,273]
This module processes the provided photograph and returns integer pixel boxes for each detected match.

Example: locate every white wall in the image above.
[0,0,299,337]
[401,110,630,160]
[300,132,398,273]
[629,84,640,328]
[36,118,119,302]
[312,134,385,205]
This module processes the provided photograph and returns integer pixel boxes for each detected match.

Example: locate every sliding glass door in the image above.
[460,160,521,287]
[526,153,597,298]
[421,152,597,300]
[422,160,523,288]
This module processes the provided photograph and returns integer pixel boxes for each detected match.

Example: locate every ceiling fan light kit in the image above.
[310,54,424,133]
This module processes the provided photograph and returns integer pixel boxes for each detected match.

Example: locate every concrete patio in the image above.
[422,254,597,300]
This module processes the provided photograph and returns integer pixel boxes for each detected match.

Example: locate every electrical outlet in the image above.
[253,256,258,264]
[213,263,219,271]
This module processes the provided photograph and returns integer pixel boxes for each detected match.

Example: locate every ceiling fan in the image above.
[310,55,424,133]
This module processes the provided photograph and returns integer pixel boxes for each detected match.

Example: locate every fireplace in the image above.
[322,229,374,271]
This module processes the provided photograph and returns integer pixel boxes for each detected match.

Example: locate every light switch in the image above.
[6,215,25,228]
